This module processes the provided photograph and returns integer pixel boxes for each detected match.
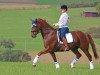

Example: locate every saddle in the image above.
[57,31,73,44]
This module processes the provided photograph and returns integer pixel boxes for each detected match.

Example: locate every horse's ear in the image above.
[35,18,37,20]
[35,18,38,23]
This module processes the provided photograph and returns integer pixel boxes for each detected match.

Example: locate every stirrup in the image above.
[64,47,69,51]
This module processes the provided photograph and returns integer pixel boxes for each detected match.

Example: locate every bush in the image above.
[0,39,15,50]
[87,27,100,38]
[0,50,31,62]
[96,3,100,14]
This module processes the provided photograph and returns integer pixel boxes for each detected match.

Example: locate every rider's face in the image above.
[61,9,66,13]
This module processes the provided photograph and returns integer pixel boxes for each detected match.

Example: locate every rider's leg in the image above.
[60,27,69,51]
[62,37,69,50]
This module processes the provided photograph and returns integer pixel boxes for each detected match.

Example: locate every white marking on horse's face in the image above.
[32,24,36,26]
[31,24,36,28]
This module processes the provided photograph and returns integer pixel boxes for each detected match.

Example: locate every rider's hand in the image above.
[53,23,59,27]
[53,23,59,29]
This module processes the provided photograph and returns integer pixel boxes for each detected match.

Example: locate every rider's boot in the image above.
[62,37,69,51]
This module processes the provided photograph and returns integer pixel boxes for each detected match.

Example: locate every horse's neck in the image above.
[40,23,55,38]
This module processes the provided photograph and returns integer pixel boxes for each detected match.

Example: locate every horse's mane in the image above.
[37,18,54,30]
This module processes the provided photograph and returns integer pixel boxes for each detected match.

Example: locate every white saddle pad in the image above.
[57,31,73,44]
[65,33,73,43]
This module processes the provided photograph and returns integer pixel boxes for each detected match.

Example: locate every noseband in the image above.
[31,30,38,32]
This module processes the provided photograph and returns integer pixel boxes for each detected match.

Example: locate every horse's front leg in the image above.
[50,52,60,69]
[32,47,50,67]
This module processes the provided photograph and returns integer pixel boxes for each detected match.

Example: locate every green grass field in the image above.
[0,7,100,50]
[36,0,99,5]
[0,62,100,75]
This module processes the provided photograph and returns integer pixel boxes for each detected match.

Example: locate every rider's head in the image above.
[61,4,68,13]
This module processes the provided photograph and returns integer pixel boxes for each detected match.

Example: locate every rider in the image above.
[54,4,69,50]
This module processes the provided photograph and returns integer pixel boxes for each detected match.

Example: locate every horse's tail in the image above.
[86,33,99,59]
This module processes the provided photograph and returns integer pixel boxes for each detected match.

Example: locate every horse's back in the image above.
[71,31,90,49]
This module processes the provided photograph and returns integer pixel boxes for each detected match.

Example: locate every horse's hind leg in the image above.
[70,47,82,68]
[80,41,94,69]
[82,49,94,69]
[82,49,92,61]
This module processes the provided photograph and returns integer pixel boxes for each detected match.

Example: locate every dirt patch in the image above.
[30,50,100,64]
[0,3,51,10]
[95,43,100,49]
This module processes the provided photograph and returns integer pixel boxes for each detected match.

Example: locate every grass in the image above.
[0,6,100,50]
[36,0,99,5]
[0,62,100,75]
[94,39,100,45]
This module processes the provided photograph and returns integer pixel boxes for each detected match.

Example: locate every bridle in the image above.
[31,30,38,32]
[31,19,40,38]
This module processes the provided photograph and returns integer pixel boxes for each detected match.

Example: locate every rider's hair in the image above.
[61,4,68,11]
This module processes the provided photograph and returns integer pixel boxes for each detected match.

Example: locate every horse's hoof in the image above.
[56,66,60,69]
[70,64,75,68]
[32,64,36,67]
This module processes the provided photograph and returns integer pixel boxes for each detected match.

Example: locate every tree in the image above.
[2,40,15,50]
[96,3,100,14]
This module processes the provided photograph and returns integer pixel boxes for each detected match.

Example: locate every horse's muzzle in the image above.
[31,35,36,38]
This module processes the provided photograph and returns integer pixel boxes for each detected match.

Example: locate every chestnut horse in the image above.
[31,18,99,69]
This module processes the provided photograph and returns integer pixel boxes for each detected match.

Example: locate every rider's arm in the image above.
[58,13,69,28]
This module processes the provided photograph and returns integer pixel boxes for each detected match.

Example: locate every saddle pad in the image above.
[65,33,73,43]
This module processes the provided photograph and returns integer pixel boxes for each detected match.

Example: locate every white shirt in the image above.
[58,12,69,28]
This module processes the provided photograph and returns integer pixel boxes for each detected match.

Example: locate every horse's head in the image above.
[31,18,53,38]
[31,19,40,38]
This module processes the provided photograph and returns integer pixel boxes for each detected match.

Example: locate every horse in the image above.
[31,18,99,70]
